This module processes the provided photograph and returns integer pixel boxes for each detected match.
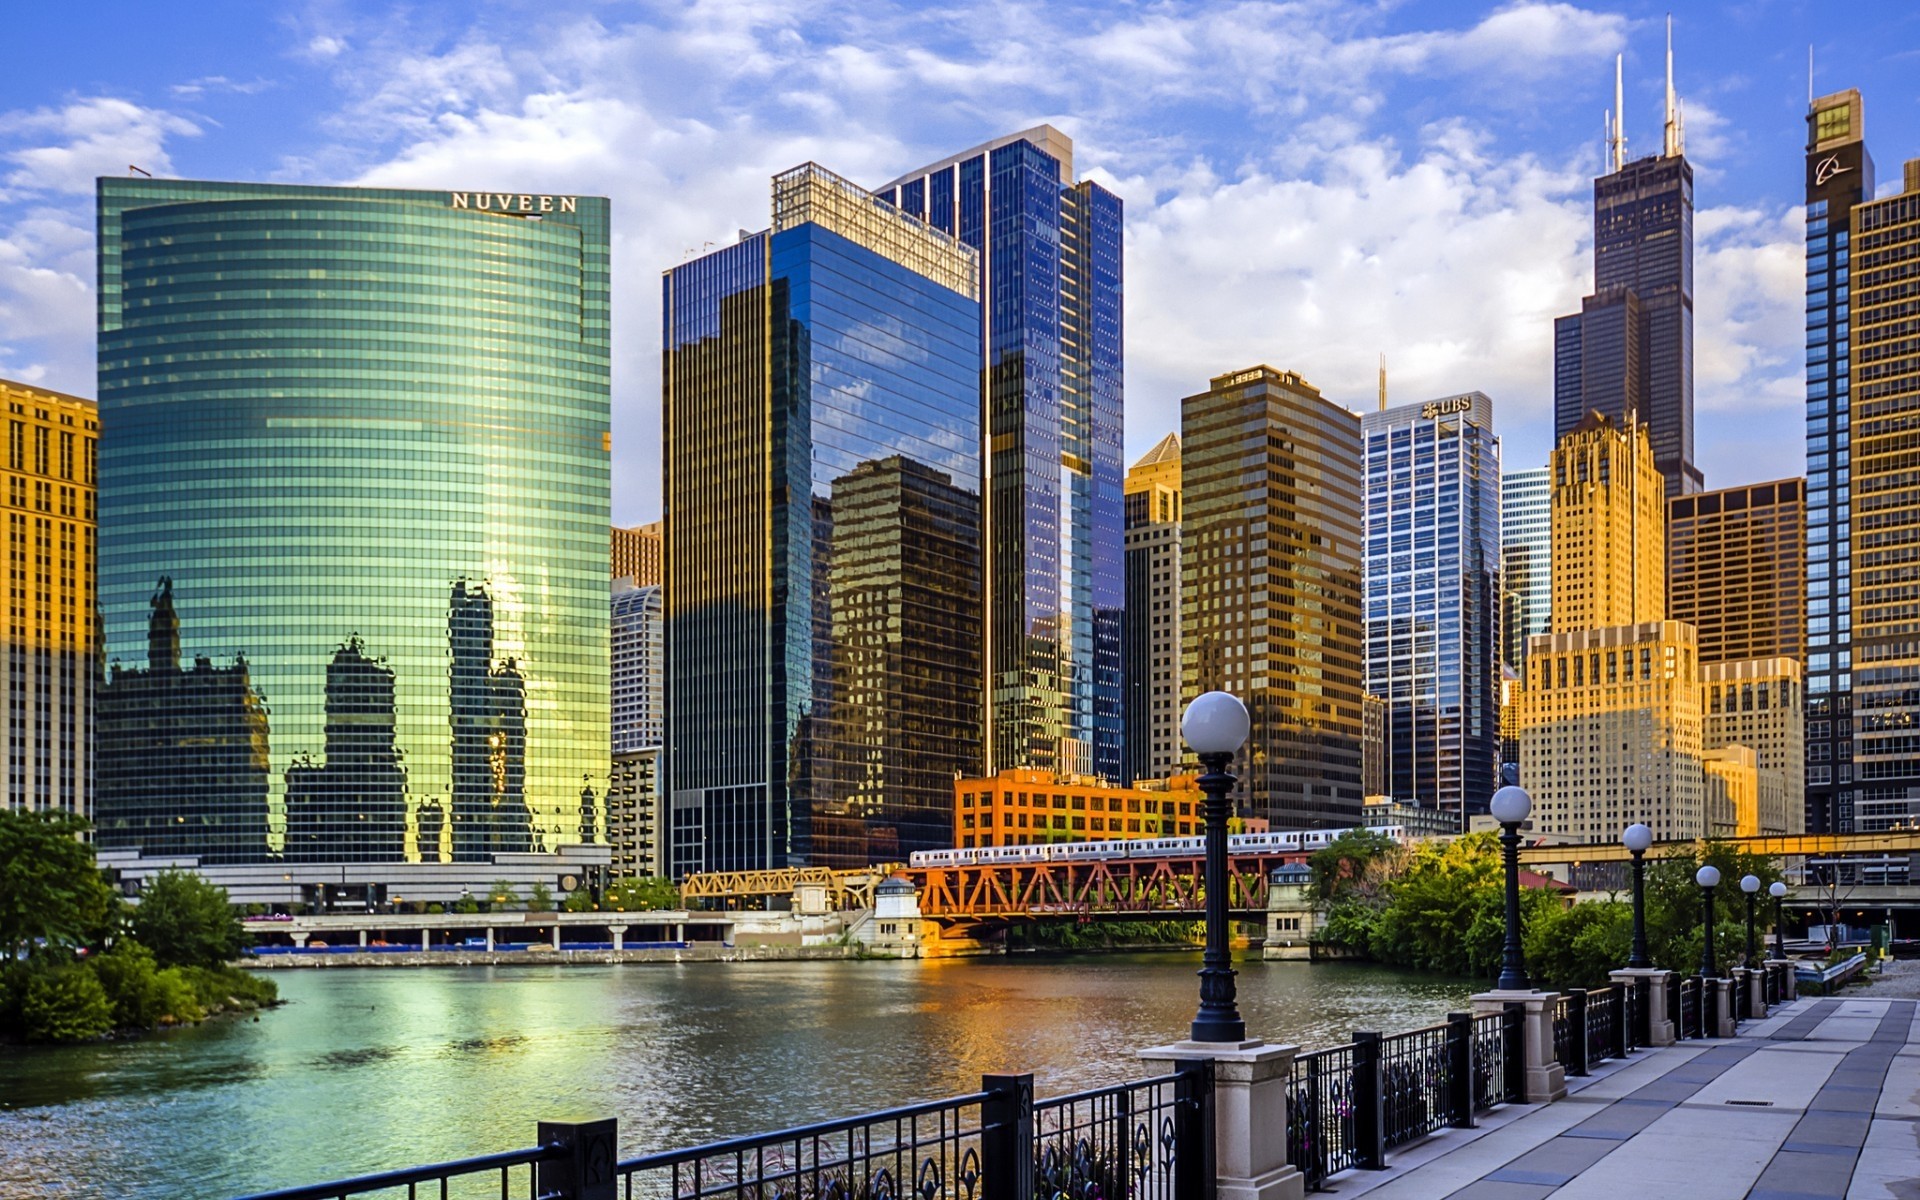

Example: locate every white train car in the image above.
[908,824,1392,869]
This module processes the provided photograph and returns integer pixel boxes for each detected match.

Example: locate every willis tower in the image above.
[1554,24,1701,498]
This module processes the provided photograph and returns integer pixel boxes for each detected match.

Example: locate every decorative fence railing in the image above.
[1030,1070,1209,1200]
[1471,1009,1521,1112]
[1286,1043,1358,1190]
[1677,976,1701,1040]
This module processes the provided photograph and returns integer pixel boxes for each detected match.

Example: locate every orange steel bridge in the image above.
[898,850,1312,921]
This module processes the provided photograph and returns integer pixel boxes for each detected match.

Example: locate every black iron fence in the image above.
[1286,1043,1358,1190]
[1677,975,1701,1040]
[1470,1008,1521,1112]
[1031,1069,1209,1200]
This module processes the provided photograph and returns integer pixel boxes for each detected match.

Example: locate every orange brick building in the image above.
[954,768,1208,849]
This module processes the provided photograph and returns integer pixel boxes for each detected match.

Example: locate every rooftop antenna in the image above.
[1378,353,1387,411]
[1663,15,1684,158]
[1808,44,1815,106]
[128,164,151,178]
[1609,54,1627,172]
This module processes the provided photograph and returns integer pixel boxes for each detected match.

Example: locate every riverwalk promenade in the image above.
[1320,994,1918,1200]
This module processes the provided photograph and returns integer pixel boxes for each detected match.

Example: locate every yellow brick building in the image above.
[1550,411,1665,632]
[1,379,97,815]
[954,768,1205,848]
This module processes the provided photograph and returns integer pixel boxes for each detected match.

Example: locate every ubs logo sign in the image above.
[1421,396,1474,421]
[450,193,579,214]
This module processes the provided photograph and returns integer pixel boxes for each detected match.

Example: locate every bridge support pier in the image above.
[1470,991,1567,1103]
[1140,1040,1305,1200]
[1612,968,1675,1046]
[486,928,495,952]
[609,924,626,952]
[421,928,430,952]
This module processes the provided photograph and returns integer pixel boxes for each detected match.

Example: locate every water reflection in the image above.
[0,956,1468,1199]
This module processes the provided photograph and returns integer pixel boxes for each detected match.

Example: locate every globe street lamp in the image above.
[1770,881,1788,959]
[1740,874,1762,968]
[1696,864,1721,979]
[1490,785,1533,991]
[1182,690,1251,1043]
[1622,823,1654,969]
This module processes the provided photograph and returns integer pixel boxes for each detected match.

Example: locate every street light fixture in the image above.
[1622,823,1653,969]
[1182,690,1250,1044]
[1490,785,1533,991]
[1740,874,1761,968]
[1695,864,1721,979]
[1769,881,1788,959]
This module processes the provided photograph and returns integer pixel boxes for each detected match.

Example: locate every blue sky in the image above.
[3,1,1917,523]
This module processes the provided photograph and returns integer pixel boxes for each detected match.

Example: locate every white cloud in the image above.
[0,98,199,194]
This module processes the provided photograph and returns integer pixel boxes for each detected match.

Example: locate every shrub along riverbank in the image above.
[1,809,278,1045]
[1308,828,1782,987]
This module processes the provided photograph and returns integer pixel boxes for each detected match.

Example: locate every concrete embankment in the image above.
[243,943,865,969]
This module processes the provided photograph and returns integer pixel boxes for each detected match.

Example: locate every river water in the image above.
[0,954,1468,1199]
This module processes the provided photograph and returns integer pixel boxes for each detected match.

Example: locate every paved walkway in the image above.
[1324,995,1920,1200]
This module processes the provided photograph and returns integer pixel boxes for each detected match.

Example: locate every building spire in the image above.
[1609,53,1627,172]
[1663,15,1684,158]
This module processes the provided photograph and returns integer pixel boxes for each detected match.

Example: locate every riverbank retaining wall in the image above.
[241,944,866,969]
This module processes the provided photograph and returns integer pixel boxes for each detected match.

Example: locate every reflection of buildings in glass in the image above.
[283,636,409,863]
[877,126,1125,783]
[611,581,663,754]
[1500,467,1551,672]
[449,581,532,861]
[578,777,598,845]
[663,164,983,873]
[1362,393,1501,824]
[416,799,447,864]
[95,578,270,863]
[0,379,96,818]
[1181,367,1366,830]
[824,455,983,862]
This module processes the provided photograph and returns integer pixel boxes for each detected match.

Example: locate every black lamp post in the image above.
[1622,822,1653,969]
[1182,691,1251,1043]
[1696,864,1721,979]
[1770,881,1788,959]
[1490,785,1533,991]
[1740,874,1761,969]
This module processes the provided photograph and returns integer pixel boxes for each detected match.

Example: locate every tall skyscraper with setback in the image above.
[1361,392,1501,823]
[1550,412,1665,632]
[1182,366,1365,829]
[875,127,1125,783]
[663,164,983,873]
[1123,433,1182,783]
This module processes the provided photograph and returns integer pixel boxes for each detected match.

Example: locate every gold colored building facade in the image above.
[612,521,662,586]
[1668,480,1806,665]
[1702,657,1804,836]
[1181,366,1365,829]
[1701,746,1758,838]
[954,768,1203,848]
[1,379,96,815]
[1124,433,1183,783]
[1550,411,1665,632]
[1518,621,1704,843]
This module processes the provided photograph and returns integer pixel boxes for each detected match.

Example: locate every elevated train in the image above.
[907,825,1407,869]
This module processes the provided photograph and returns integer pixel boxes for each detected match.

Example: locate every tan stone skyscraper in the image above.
[1124,433,1182,783]
[1550,410,1665,630]
[1,378,97,816]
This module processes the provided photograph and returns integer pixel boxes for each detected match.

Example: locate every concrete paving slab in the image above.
[1441,1181,1558,1200]
[1873,1059,1920,1118]
[1548,1135,1776,1200]
[1750,1147,1857,1198]
[1790,1111,1874,1149]
[1813,1017,1887,1043]
[1641,1104,1799,1144]
[1691,1050,1841,1108]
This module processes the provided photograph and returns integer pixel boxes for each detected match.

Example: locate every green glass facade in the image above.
[94,178,610,867]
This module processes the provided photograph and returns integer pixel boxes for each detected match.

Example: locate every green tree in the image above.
[527,881,555,912]
[1368,833,1560,980]
[1643,841,1782,975]
[21,966,113,1043]
[1524,899,1632,989]
[486,880,522,911]
[0,808,116,959]
[1308,829,1403,901]
[131,870,245,968]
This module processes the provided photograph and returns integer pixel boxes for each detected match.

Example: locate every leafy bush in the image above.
[176,963,277,1012]
[1525,900,1632,989]
[91,942,166,1028]
[21,965,113,1043]
[132,871,245,968]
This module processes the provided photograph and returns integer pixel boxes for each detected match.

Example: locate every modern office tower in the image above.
[1124,432,1182,783]
[612,522,662,586]
[1518,621,1705,843]
[1362,694,1388,798]
[1667,480,1806,665]
[663,164,982,874]
[1182,366,1365,828]
[94,178,610,877]
[607,748,658,877]
[1362,392,1501,823]
[612,581,663,755]
[1501,467,1552,670]
[1702,657,1804,836]
[0,379,95,816]
[1804,90,1874,835]
[1850,156,1920,834]
[954,768,1202,848]
[875,126,1125,783]
[1554,43,1700,498]
[1550,411,1665,631]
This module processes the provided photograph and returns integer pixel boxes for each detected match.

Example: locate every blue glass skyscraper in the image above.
[876,127,1125,782]
[663,165,983,873]
[1362,393,1502,821]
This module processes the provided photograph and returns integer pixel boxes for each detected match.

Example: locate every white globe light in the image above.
[1741,874,1761,894]
[1182,691,1250,755]
[1489,785,1532,825]
[1696,864,1721,888]
[1770,881,1788,898]
[1621,823,1653,853]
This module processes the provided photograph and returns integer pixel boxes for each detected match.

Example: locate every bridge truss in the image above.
[901,852,1306,920]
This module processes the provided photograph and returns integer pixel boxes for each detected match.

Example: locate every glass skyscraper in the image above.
[1501,467,1551,670]
[875,126,1125,782]
[663,164,983,874]
[1362,393,1501,821]
[1803,90,1873,835]
[94,178,610,868]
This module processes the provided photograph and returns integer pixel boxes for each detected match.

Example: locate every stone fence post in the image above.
[1141,1041,1305,1200]
[1768,959,1799,1001]
[1469,990,1566,1103]
[1747,967,1768,1019]
[1707,977,1737,1038]
[1610,968,1675,1046]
